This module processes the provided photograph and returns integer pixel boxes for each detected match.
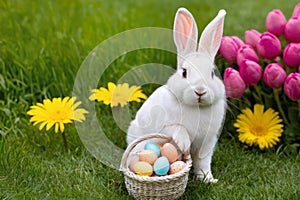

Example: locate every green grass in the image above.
[1,0,300,199]
[1,132,299,199]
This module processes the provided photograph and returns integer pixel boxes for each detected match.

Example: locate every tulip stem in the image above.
[253,84,263,104]
[273,88,289,125]
[285,67,294,75]
[298,100,300,117]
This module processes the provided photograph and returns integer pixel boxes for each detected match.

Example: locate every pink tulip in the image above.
[219,36,241,63]
[245,29,261,48]
[231,36,244,48]
[266,9,287,36]
[284,17,300,43]
[292,2,300,17]
[236,45,259,67]
[256,32,281,59]
[284,73,300,100]
[283,43,300,68]
[239,59,262,86]
[263,63,287,88]
[224,67,246,98]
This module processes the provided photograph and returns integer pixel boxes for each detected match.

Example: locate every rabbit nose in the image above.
[194,90,207,97]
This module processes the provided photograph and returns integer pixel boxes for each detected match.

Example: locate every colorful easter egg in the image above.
[128,155,139,173]
[161,143,178,163]
[138,150,158,165]
[169,161,186,174]
[134,161,153,176]
[144,142,161,156]
[153,156,170,176]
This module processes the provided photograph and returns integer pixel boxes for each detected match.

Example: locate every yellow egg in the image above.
[169,161,186,174]
[138,150,158,165]
[134,161,153,176]
[161,143,178,163]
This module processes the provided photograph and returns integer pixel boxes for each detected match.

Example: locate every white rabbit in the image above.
[127,8,226,183]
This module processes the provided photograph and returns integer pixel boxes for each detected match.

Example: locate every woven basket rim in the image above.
[120,133,192,182]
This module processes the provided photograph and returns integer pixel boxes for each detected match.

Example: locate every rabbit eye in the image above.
[211,70,215,79]
[182,68,187,78]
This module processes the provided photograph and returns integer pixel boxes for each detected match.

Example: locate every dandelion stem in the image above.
[62,132,68,152]
[273,88,289,125]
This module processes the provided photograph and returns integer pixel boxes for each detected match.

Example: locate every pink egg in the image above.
[128,155,139,173]
[169,161,186,174]
[161,143,178,163]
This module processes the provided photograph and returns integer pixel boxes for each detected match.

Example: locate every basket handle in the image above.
[119,133,173,171]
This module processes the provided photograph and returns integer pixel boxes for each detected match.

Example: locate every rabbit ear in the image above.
[174,8,198,66]
[198,9,226,60]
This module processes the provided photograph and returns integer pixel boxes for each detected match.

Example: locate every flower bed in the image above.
[218,3,300,152]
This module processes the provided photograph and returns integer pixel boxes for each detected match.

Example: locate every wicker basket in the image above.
[120,133,192,200]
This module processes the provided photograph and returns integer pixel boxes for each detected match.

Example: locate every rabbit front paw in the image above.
[172,133,191,153]
[162,125,191,153]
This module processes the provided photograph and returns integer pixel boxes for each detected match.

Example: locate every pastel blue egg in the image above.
[144,142,161,157]
[153,156,170,176]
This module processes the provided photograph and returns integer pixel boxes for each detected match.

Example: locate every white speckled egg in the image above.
[169,161,186,174]
[161,143,178,163]
[153,156,170,176]
[138,150,158,165]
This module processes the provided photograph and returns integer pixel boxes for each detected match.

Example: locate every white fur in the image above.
[127,8,226,183]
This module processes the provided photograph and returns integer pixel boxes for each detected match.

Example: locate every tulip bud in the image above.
[236,45,259,67]
[231,36,244,48]
[256,32,281,59]
[239,59,262,86]
[292,2,300,17]
[266,9,287,36]
[284,73,300,100]
[219,36,241,63]
[224,67,246,98]
[245,29,261,48]
[283,43,300,68]
[284,17,300,43]
[263,63,287,88]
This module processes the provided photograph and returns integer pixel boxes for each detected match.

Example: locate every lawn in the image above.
[0,0,300,199]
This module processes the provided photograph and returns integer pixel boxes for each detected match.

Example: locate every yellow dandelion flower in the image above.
[27,97,89,133]
[234,104,284,150]
[89,82,147,107]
